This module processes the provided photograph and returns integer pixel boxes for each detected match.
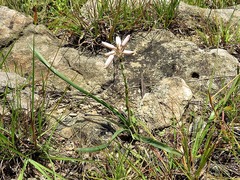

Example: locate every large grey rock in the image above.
[2,23,110,93]
[60,47,112,91]
[100,29,239,130]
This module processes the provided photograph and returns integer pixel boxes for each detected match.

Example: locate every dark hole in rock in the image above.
[191,72,200,78]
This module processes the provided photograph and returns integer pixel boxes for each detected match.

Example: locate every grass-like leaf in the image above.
[209,74,240,120]
[195,127,217,178]
[134,134,182,156]
[17,159,29,180]
[28,159,65,180]
[77,128,127,153]
[0,44,14,69]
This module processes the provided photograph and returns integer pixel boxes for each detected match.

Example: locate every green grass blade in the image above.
[135,134,182,156]
[77,142,110,153]
[44,152,57,180]
[182,130,191,172]
[17,159,29,180]
[0,132,10,145]
[0,44,14,69]
[0,132,26,158]
[209,74,239,120]
[77,128,127,153]
[28,159,65,180]
[48,156,94,162]
[29,159,52,180]
[192,122,210,158]
[222,74,239,106]
[195,127,217,178]
[126,154,146,179]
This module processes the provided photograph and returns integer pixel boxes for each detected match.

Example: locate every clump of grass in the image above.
[0,37,67,179]
[46,0,180,51]
[0,85,62,179]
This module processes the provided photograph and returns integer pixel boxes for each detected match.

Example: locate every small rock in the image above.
[60,127,73,139]
[0,71,26,93]
[138,77,193,130]
[69,112,78,117]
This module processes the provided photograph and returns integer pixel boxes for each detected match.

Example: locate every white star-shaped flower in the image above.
[102,35,135,68]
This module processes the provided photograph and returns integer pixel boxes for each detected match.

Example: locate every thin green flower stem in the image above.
[31,35,37,148]
[120,60,131,127]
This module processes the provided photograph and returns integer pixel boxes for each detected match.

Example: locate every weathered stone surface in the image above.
[2,23,110,93]
[0,71,26,93]
[0,71,40,113]
[0,6,32,48]
[60,47,112,91]
[208,48,238,61]
[128,30,239,98]
[48,111,114,146]
[2,24,62,76]
[0,71,26,116]
[138,77,192,130]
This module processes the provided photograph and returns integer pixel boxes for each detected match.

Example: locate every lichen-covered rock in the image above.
[128,30,239,99]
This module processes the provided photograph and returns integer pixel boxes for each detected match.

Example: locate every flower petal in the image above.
[104,50,115,57]
[105,55,114,68]
[116,36,121,48]
[123,50,135,55]
[102,42,116,49]
[121,35,130,47]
